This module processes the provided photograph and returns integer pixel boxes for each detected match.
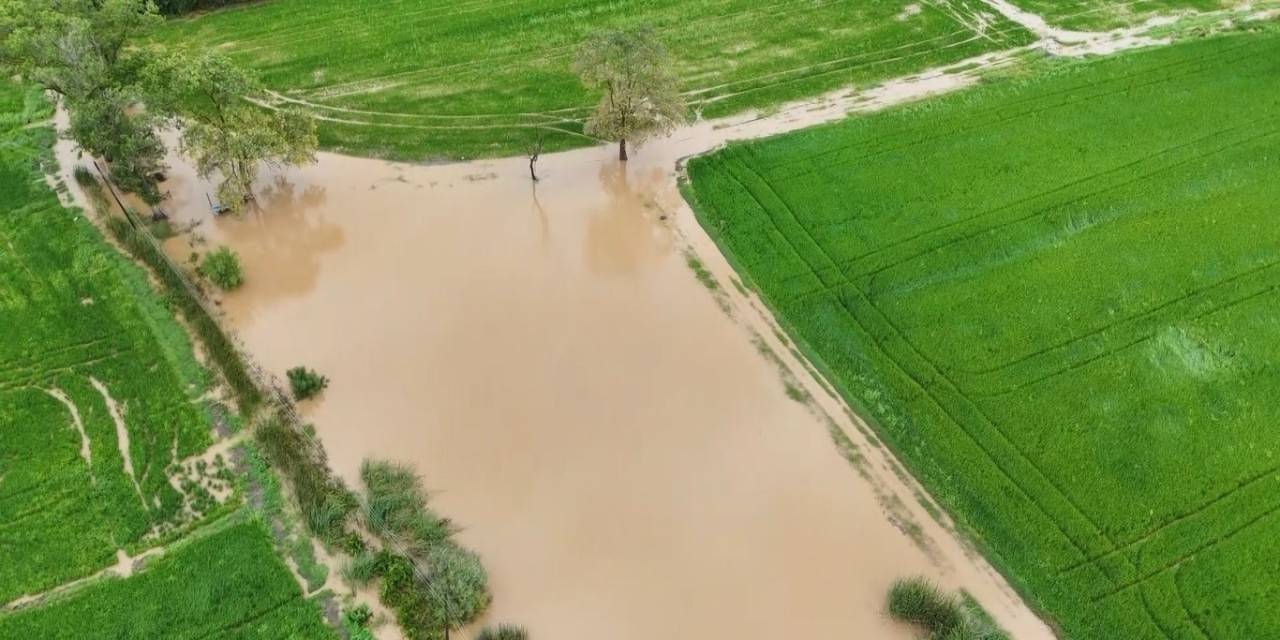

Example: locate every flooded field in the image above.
[101,67,1054,640]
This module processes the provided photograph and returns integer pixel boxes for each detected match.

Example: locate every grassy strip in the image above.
[101,213,261,414]
[252,414,357,547]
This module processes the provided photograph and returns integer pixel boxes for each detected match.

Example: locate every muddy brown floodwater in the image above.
[70,57,1056,640]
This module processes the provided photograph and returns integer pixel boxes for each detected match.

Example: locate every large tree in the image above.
[0,0,159,100]
[145,50,317,213]
[572,27,685,161]
[0,0,167,199]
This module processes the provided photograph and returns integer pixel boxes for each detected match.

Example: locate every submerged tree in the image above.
[145,50,316,213]
[573,27,685,161]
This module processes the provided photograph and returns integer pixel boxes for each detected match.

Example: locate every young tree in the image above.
[572,27,685,161]
[146,50,316,213]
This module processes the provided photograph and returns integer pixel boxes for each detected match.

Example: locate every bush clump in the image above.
[287,366,329,400]
[198,247,244,290]
[888,577,964,637]
[887,578,1009,640]
[477,624,528,640]
[357,459,491,639]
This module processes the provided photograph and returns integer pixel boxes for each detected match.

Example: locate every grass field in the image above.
[0,518,335,639]
[686,26,1280,639]
[154,0,1034,159]
[0,84,234,602]
[1009,0,1255,31]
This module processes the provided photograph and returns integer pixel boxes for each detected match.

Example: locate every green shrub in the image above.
[887,577,964,637]
[422,542,490,627]
[342,602,377,639]
[341,549,381,587]
[343,603,373,628]
[287,366,329,400]
[477,624,528,640]
[376,552,434,640]
[356,459,491,637]
[198,246,244,290]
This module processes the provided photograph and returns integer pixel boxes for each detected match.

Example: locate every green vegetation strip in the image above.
[686,27,1280,638]
[102,213,262,415]
[154,0,1034,159]
[0,518,335,639]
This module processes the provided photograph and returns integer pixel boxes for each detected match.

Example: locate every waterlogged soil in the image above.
[132,66,1052,640]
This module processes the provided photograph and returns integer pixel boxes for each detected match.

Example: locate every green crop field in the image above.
[1009,0,1254,31]
[154,0,1034,160]
[0,84,227,602]
[0,518,335,639]
[686,27,1280,639]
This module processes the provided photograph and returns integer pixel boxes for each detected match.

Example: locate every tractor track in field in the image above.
[243,1,1278,143]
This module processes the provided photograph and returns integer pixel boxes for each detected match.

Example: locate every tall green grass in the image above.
[887,578,966,636]
[252,414,356,545]
[686,27,1280,638]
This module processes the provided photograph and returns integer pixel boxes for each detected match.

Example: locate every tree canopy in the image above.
[573,27,685,161]
[0,0,316,213]
[145,50,316,213]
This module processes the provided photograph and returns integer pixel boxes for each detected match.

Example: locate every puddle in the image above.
[60,52,1053,640]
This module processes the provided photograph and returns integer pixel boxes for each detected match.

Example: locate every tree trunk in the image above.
[619,138,628,161]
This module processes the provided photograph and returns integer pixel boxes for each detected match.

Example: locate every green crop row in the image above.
[686,26,1280,638]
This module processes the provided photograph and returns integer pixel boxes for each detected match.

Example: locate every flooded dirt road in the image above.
[80,56,1054,640]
